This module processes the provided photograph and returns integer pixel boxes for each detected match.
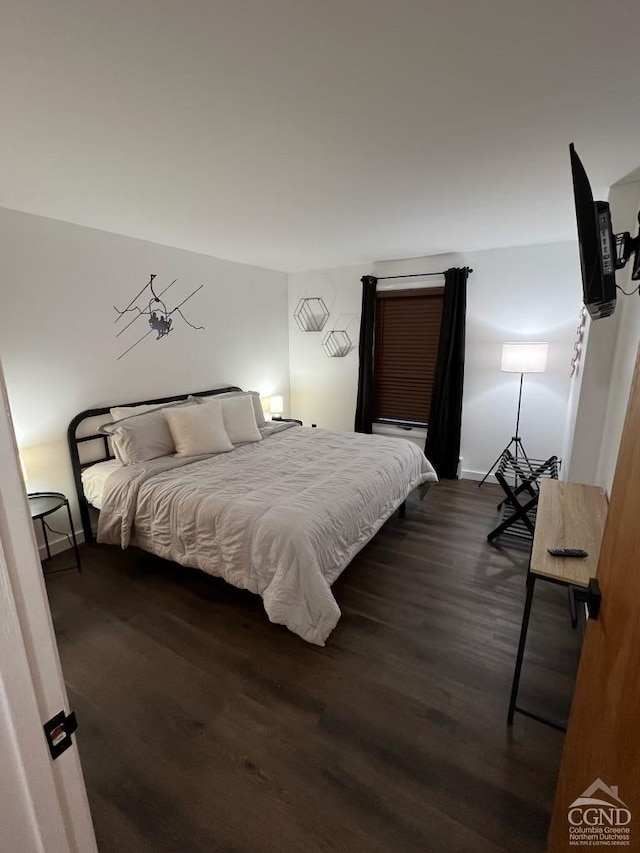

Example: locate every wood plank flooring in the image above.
[46,480,581,852]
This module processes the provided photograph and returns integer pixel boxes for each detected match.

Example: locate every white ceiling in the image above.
[1,0,639,272]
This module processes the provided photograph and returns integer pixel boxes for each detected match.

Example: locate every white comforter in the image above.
[98,424,437,645]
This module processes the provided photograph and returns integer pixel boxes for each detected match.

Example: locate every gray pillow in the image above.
[99,401,194,464]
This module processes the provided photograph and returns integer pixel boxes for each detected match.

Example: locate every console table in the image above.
[507,479,608,730]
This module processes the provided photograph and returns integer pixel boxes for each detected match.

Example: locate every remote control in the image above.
[547,548,588,558]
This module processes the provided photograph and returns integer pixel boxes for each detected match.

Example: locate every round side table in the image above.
[28,492,82,574]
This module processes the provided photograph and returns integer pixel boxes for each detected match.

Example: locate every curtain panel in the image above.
[424,266,469,478]
[354,275,378,433]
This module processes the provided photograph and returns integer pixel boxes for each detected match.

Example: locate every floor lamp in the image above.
[479,342,549,485]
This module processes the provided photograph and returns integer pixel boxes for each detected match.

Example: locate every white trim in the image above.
[36,530,85,560]
[461,468,498,484]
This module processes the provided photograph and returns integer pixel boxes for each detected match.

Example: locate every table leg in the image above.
[41,517,52,563]
[66,499,82,572]
[507,572,536,725]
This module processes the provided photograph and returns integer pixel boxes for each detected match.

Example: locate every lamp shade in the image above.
[269,395,284,415]
[501,342,548,373]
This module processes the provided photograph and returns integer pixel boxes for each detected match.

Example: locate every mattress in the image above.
[81,459,122,509]
[97,425,437,645]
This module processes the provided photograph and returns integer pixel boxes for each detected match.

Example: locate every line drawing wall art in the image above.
[114,274,205,360]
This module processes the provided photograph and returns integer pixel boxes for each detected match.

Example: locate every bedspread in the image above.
[98,425,437,645]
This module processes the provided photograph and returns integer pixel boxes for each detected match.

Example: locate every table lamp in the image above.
[479,342,548,484]
[270,395,284,420]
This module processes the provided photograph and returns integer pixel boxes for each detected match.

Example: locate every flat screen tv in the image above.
[570,143,617,319]
[570,143,640,320]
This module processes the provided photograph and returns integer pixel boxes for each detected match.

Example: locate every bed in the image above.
[68,386,437,645]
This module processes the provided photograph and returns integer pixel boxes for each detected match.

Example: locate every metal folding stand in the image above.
[487,452,559,543]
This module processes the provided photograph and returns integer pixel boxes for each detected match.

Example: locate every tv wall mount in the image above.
[614,211,640,282]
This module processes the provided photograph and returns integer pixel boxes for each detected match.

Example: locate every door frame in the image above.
[0,362,97,853]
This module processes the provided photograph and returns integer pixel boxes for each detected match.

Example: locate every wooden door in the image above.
[548,346,640,851]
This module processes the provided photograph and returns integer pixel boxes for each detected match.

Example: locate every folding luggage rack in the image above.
[487,451,560,542]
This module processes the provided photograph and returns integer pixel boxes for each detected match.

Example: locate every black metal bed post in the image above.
[67,416,95,543]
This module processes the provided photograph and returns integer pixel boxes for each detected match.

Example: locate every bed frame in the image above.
[67,386,242,543]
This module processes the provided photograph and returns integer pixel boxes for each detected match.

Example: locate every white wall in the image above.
[289,243,582,478]
[288,264,371,431]
[594,181,640,493]
[0,207,290,534]
[562,312,619,484]
[563,179,640,494]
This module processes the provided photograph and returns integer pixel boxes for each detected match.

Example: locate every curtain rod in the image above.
[375,267,473,281]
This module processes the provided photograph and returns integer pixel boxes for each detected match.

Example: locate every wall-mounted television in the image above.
[570,143,640,320]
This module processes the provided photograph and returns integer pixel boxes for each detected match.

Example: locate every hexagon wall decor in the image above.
[294,297,330,332]
[322,329,351,358]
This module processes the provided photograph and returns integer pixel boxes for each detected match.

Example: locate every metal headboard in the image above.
[67,385,242,543]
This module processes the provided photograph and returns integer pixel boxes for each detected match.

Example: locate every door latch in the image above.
[569,577,602,628]
[43,710,78,760]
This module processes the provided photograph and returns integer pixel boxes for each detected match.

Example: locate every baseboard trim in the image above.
[461,469,497,484]
[37,529,85,559]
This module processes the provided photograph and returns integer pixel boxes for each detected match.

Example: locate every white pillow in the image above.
[219,395,262,445]
[191,390,266,428]
[163,399,234,456]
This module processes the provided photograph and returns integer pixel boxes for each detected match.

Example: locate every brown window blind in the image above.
[373,288,444,425]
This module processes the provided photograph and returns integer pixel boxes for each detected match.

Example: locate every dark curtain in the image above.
[354,275,378,433]
[424,267,469,478]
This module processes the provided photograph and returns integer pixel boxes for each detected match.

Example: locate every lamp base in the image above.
[478,436,531,487]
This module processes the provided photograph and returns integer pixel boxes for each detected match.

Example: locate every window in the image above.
[373,288,444,426]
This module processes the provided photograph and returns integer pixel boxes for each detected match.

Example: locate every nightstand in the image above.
[272,417,303,426]
[28,492,82,574]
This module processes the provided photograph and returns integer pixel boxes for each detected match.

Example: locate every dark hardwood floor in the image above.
[46,480,581,853]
